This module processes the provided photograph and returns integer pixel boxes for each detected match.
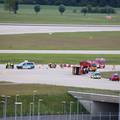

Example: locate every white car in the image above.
[91,72,101,79]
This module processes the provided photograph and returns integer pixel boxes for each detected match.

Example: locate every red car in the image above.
[109,73,120,81]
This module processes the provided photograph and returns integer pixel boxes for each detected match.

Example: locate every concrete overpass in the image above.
[68,91,120,116]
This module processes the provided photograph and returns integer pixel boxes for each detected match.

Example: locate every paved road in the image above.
[0,24,120,35]
[0,65,120,90]
[0,50,120,54]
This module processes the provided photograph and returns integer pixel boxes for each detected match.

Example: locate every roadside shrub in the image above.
[87,4,92,13]
[105,6,116,14]
[100,6,115,14]
[34,4,41,15]
[73,9,77,13]
[81,6,116,14]
[81,7,88,16]
[100,7,107,13]
[91,7,100,13]
[58,4,66,15]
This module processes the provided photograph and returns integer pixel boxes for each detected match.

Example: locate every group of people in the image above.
[6,62,14,69]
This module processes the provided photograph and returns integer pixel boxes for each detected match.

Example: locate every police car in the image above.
[16,60,35,69]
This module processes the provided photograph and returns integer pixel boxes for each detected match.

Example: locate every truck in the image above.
[80,61,97,72]
[72,65,89,75]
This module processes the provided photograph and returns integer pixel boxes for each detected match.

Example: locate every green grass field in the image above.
[0,84,87,116]
[0,4,120,24]
[0,84,119,96]
[0,84,119,116]
[0,53,120,64]
[0,32,120,50]
[102,71,120,78]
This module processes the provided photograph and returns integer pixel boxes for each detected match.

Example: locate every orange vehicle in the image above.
[89,63,97,72]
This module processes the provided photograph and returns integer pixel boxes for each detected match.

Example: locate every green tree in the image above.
[3,0,120,7]
[12,0,19,14]
[34,4,41,15]
[4,0,19,14]
[73,9,77,13]
[105,5,115,14]
[87,4,92,13]
[81,7,88,16]
[58,4,66,15]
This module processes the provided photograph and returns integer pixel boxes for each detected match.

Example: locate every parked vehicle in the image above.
[16,61,35,69]
[80,61,91,68]
[48,63,57,68]
[96,62,105,69]
[72,65,89,75]
[109,73,120,81]
[80,58,105,70]
[95,58,106,68]
[60,64,71,68]
[60,64,64,68]
[91,71,101,79]
[6,62,14,69]
[80,61,97,72]
[89,63,97,72]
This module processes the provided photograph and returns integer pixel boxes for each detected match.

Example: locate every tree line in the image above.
[81,5,116,16]
[3,0,116,15]
[3,0,67,15]
[1,0,120,7]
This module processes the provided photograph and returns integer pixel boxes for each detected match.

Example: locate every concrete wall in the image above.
[79,100,119,114]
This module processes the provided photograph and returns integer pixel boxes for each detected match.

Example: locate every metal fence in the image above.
[0,113,119,120]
